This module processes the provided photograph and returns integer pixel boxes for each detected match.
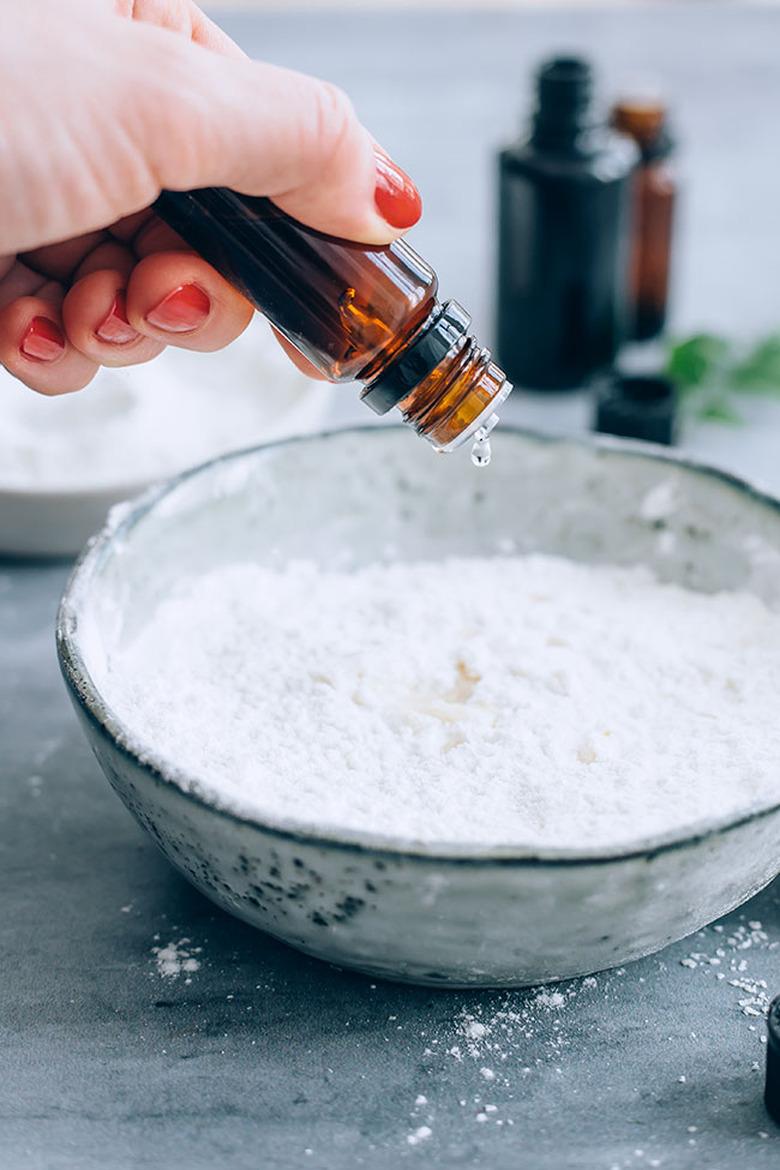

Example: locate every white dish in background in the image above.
[0,316,335,556]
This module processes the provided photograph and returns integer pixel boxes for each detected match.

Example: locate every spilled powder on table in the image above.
[151,937,202,982]
[678,918,778,1021]
[403,912,776,1148]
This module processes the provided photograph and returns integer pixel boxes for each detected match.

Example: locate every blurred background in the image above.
[7,0,780,552]
[200,0,780,477]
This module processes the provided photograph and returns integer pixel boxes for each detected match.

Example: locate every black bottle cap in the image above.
[642,124,674,163]
[767,995,780,1125]
[593,372,678,446]
[533,56,595,146]
[361,300,470,416]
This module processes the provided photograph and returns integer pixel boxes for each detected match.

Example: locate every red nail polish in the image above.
[374,148,422,230]
[95,292,138,345]
[20,317,65,362]
[145,284,211,333]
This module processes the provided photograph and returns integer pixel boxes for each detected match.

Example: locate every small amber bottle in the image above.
[610,96,676,341]
[154,189,511,456]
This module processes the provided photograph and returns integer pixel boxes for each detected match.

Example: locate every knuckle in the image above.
[308,81,358,175]
[122,34,206,190]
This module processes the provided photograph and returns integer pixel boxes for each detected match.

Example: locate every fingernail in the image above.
[20,317,65,363]
[374,147,422,230]
[145,284,211,333]
[95,292,138,345]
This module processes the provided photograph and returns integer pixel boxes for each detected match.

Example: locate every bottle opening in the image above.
[361,300,513,453]
[542,56,591,80]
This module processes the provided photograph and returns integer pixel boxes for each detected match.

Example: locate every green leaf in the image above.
[666,333,732,388]
[731,333,780,392]
[695,397,743,425]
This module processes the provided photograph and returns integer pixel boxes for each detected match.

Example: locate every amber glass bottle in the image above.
[154,190,511,453]
[611,97,676,340]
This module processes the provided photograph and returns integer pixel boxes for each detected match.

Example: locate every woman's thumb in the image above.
[132,26,421,245]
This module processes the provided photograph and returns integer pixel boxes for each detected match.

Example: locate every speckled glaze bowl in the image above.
[56,428,780,987]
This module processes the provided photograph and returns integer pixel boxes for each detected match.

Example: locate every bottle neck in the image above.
[355,291,438,390]
[530,56,596,154]
[360,300,511,451]
[398,334,511,452]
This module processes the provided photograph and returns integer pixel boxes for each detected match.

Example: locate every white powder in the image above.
[678,919,778,1020]
[406,1126,432,1146]
[151,937,202,979]
[103,553,780,849]
[0,316,325,492]
[456,990,570,1066]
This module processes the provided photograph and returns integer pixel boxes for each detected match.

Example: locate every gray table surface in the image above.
[3,5,780,1168]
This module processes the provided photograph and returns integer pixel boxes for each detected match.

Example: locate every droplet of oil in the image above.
[471,427,492,468]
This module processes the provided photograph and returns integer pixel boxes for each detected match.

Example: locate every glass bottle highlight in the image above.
[154,190,512,461]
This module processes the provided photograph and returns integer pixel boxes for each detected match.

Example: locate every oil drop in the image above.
[470,426,492,468]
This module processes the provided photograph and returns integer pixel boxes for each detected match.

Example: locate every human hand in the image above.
[0,0,422,394]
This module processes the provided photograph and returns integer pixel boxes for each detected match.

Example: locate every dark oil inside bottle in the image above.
[157,190,436,381]
[155,188,510,453]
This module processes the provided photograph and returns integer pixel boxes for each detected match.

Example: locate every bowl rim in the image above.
[56,424,780,866]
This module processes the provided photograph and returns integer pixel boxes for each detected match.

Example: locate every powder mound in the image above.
[103,554,780,849]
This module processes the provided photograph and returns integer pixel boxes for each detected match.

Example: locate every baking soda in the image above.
[103,553,780,848]
[151,938,202,979]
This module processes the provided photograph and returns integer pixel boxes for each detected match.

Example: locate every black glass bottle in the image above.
[496,57,639,390]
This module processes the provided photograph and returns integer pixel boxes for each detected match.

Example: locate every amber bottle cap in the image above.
[611,97,673,161]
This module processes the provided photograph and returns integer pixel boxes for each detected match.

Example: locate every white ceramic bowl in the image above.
[0,317,334,557]
[57,428,780,986]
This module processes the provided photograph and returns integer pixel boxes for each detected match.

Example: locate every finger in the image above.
[180,0,247,58]
[126,251,253,351]
[20,229,136,289]
[109,209,157,245]
[0,294,98,395]
[0,258,50,311]
[131,215,190,258]
[108,210,188,256]
[117,0,247,59]
[72,240,136,282]
[271,328,327,382]
[130,27,421,244]
[62,269,165,366]
[22,230,108,282]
